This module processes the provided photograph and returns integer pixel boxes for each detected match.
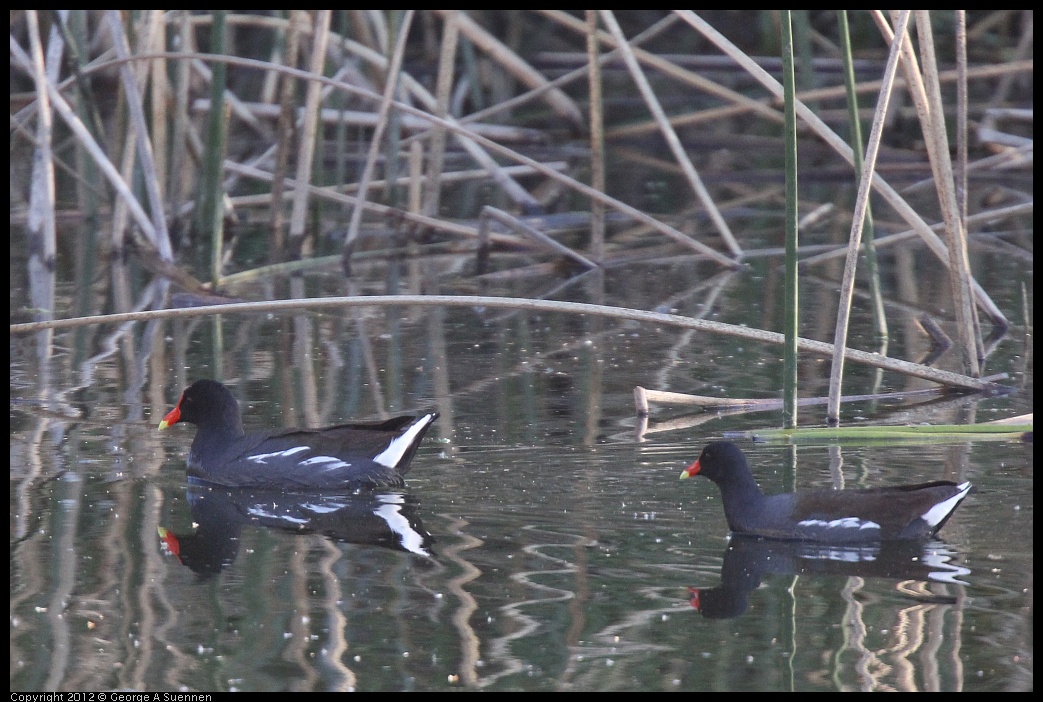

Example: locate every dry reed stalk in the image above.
[955,11,969,225]
[9,295,1000,392]
[456,13,678,130]
[984,11,1034,109]
[608,59,1031,140]
[443,124,543,212]
[225,160,519,245]
[300,18,545,216]
[229,162,567,206]
[344,10,415,254]
[24,11,57,266]
[308,16,541,208]
[10,42,157,242]
[199,102,554,141]
[168,12,195,223]
[147,11,170,204]
[478,206,597,270]
[825,9,910,426]
[635,385,955,413]
[186,57,263,132]
[599,10,743,259]
[674,10,1008,326]
[107,11,172,258]
[79,50,734,266]
[586,11,606,264]
[432,10,583,128]
[408,141,424,214]
[912,10,981,376]
[539,10,784,126]
[288,10,332,252]
[422,9,459,220]
[798,202,1034,267]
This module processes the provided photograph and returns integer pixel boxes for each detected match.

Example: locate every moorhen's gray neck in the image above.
[695,442,769,534]
[711,466,769,535]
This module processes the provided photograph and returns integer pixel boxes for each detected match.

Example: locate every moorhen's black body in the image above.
[159,379,437,489]
[680,441,971,543]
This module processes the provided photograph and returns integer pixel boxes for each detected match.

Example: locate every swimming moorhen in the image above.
[159,379,438,489]
[680,441,971,542]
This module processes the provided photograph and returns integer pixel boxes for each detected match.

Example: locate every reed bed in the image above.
[11,10,1033,423]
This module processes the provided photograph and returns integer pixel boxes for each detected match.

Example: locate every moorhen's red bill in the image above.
[680,441,971,542]
[159,379,437,490]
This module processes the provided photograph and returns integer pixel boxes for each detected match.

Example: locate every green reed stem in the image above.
[838,10,887,343]
[781,11,799,429]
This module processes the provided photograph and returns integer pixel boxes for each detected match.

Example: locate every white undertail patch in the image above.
[373,414,436,469]
[921,482,972,528]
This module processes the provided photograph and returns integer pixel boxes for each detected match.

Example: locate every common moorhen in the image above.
[680,441,971,542]
[159,379,438,489]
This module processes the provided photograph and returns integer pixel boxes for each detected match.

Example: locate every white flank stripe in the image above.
[798,517,882,531]
[299,456,352,471]
[248,446,310,463]
[246,505,308,525]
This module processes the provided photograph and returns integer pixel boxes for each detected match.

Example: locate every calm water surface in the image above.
[10,254,1032,691]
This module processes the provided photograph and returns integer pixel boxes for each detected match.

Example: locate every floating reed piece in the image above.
[635,384,983,417]
[735,422,1033,444]
[12,295,1000,395]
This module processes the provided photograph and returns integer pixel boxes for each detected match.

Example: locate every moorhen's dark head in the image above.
[158,379,245,436]
[680,441,754,487]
